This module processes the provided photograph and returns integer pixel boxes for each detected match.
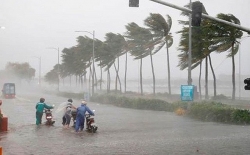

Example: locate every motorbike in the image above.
[71,110,98,133]
[44,109,55,125]
[71,109,77,128]
[85,112,98,133]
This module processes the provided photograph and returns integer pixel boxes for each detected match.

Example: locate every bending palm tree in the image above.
[144,13,173,95]
[210,13,243,100]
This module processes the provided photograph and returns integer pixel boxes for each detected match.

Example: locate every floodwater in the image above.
[1,93,250,155]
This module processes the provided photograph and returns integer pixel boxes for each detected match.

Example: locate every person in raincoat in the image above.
[62,98,76,128]
[35,98,54,125]
[75,100,94,132]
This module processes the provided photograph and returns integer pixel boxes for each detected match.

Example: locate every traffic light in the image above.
[191,1,203,27]
[129,0,139,7]
[244,78,250,90]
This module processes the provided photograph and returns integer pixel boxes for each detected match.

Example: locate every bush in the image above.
[91,94,174,111]
[187,101,250,124]
[211,94,228,100]
[60,92,250,125]
[231,109,250,124]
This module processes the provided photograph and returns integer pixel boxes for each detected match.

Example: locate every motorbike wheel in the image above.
[90,126,95,133]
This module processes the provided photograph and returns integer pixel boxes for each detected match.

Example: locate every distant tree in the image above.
[44,70,58,85]
[44,64,61,85]
[5,62,35,83]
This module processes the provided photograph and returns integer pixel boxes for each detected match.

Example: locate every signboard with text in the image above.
[181,85,194,101]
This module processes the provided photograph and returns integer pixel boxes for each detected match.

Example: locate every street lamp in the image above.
[0,26,5,29]
[47,47,60,92]
[75,30,95,96]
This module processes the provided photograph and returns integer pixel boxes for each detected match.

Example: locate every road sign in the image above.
[181,85,194,101]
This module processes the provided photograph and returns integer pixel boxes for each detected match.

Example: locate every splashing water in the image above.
[55,102,68,114]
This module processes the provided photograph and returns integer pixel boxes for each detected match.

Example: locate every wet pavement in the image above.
[1,92,250,155]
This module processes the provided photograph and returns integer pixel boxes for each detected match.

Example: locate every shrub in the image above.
[60,92,250,125]
[231,109,250,124]
[211,94,228,100]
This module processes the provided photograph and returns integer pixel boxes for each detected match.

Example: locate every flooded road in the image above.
[1,93,250,155]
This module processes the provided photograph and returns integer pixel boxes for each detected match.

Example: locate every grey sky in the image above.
[1,0,250,81]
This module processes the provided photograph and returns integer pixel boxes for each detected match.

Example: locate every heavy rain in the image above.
[1,0,250,155]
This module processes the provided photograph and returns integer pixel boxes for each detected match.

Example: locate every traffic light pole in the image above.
[188,0,192,85]
[150,0,250,33]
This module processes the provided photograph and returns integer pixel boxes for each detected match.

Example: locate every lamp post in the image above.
[75,30,95,96]
[47,47,60,92]
[33,56,41,87]
[188,0,192,85]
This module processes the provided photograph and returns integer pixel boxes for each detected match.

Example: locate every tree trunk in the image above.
[114,62,122,93]
[232,51,236,100]
[208,55,217,97]
[199,61,202,100]
[107,69,110,93]
[140,58,143,96]
[205,57,209,99]
[166,43,171,95]
[94,65,97,91]
[100,61,102,91]
[114,57,120,92]
[89,64,92,95]
[124,52,128,93]
[149,51,155,95]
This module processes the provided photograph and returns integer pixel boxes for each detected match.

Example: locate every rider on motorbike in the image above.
[62,98,76,128]
[75,100,94,132]
[35,98,54,125]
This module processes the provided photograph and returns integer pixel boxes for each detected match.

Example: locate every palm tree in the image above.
[76,36,95,91]
[125,22,155,95]
[209,13,243,100]
[61,36,94,91]
[96,42,115,93]
[177,3,222,100]
[61,48,74,86]
[105,33,127,93]
[94,39,105,91]
[144,13,173,95]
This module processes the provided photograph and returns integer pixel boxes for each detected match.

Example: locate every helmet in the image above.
[40,98,45,103]
[68,98,73,103]
[81,100,87,105]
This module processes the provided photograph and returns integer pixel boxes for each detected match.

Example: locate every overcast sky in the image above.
[1,0,250,81]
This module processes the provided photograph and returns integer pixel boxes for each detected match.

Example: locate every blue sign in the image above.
[181,85,194,101]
